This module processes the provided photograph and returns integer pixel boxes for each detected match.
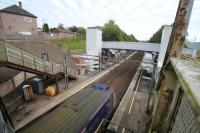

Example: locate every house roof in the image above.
[0,5,37,18]
[59,28,74,33]
[50,28,74,34]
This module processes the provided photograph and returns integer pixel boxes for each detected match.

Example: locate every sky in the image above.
[0,0,199,41]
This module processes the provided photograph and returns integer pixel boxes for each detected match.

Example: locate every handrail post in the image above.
[5,42,8,61]
[21,49,24,66]
[34,56,36,70]
[44,61,46,74]
[0,41,8,62]
[52,63,54,74]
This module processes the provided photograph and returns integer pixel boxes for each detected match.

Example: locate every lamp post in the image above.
[64,54,68,89]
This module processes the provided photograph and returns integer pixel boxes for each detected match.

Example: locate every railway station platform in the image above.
[13,52,136,131]
[98,53,154,133]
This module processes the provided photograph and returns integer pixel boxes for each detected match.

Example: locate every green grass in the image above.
[51,38,86,51]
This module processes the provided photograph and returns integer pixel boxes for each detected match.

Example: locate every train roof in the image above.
[18,83,113,133]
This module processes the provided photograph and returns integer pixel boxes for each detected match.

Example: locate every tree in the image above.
[129,34,137,41]
[69,26,78,32]
[69,26,86,39]
[148,25,171,43]
[102,20,121,41]
[42,23,49,33]
[102,20,137,42]
[57,23,64,29]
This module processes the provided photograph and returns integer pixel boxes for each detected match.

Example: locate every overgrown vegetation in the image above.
[51,38,86,51]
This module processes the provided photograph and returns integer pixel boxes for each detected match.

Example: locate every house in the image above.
[50,28,77,38]
[0,2,38,35]
[37,27,42,33]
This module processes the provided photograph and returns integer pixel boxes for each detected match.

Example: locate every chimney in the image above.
[19,1,22,8]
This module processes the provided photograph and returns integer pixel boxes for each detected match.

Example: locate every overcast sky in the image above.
[0,0,199,41]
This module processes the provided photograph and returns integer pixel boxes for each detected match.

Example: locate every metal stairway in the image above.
[0,40,77,80]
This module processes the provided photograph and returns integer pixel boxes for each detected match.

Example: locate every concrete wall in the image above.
[0,12,38,35]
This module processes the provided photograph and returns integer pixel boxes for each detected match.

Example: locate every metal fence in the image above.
[170,93,200,133]
[0,33,77,40]
[0,40,77,78]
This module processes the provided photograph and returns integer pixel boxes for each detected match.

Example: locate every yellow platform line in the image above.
[128,69,143,114]
[122,127,125,133]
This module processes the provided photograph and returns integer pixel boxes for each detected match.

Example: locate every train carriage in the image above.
[18,83,116,133]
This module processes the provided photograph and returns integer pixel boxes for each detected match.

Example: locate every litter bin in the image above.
[22,85,34,101]
[32,78,44,94]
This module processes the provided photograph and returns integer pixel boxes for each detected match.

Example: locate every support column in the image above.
[157,27,172,70]
[86,27,102,70]
[86,27,102,56]
[150,0,194,132]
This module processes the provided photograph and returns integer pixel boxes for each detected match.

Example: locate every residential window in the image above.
[24,17,32,22]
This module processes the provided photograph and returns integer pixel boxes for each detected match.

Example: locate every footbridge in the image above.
[86,26,172,69]
[102,42,160,52]
[0,40,77,80]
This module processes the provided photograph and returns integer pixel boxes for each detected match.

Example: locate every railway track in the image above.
[97,52,144,101]
[17,52,144,133]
